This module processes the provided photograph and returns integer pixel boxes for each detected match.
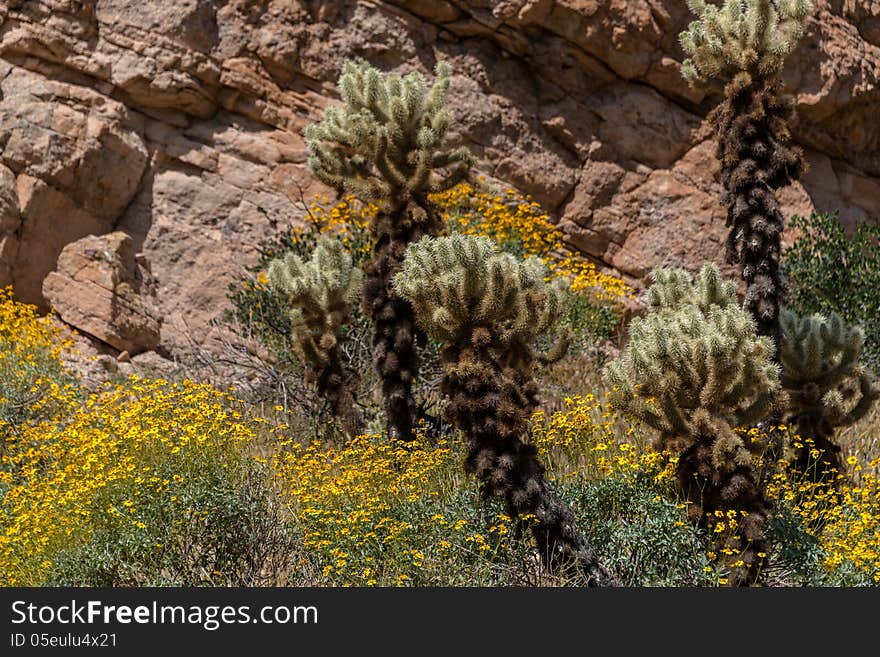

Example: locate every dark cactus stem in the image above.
[790,413,844,483]
[678,435,771,586]
[441,329,618,586]
[712,73,806,358]
[310,345,346,414]
[363,201,439,441]
[310,346,363,437]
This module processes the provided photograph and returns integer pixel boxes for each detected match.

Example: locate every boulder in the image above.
[42,232,162,354]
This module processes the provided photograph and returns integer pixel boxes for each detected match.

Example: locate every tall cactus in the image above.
[679,0,813,356]
[306,59,473,439]
[605,263,780,586]
[393,234,616,585]
[268,236,363,434]
[779,308,879,480]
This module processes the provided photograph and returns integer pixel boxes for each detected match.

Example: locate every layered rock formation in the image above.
[0,1,877,357]
[42,231,161,354]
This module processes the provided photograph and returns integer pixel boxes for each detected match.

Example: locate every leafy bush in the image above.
[572,478,717,586]
[764,433,880,585]
[1,376,302,586]
[0,288,80,458]
[783,213,880,369]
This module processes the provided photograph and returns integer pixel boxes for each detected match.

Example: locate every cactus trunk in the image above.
[677,434,771,586]
[363,202,440,440]
[712,74,805,356]
[442,334,617,585]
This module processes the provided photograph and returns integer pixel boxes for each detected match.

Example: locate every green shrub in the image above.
[783,213,880,370]
[47,458,304,587]
[0,289,81,476]
[570,477,717,586]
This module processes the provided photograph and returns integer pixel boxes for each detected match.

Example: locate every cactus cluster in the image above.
[394,234,615,584]
[306,59,472,206]
[680,0,813,87]
[680,0,812,355]
[268,236,363,433]
[679,1,878,488]
[306,59,473,440]
[605,264,780,585]
[282,39,875,587]
[779,308,880,479]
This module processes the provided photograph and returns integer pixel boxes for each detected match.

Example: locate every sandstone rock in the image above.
[0,165,20,235]
[0,0,875,360]
[0,64,148,306]
[42,232,162,354]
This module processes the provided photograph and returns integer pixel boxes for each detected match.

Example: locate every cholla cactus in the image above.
[306,59,472,205]
[394,235,616,585]
[779,308,879,480]
[268,237,363,431]
[605,263,780,586]
[680,0,813,86]
[679,1,812,356]
[394,234,567,354]
[306,59,473,440]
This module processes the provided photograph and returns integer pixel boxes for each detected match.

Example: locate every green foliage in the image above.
[679,0,814,86]
[605,263,780,447]
[783,213,880,370]
[557,294,619,358]
[46,452,302,587]
[573,477,718,586]
[306,59,472,205]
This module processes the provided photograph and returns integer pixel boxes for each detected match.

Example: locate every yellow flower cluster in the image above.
[272,427,467,585]
[0,287,79,449]
[432,183,634,302]
[529,394,677,486]
[765,439,880,582]
[0,376,257,585]
[258,185,633,304]
[303,195,376,260]
[0,287,71,360]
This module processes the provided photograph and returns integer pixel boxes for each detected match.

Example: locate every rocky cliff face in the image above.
[0,0,878,356]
